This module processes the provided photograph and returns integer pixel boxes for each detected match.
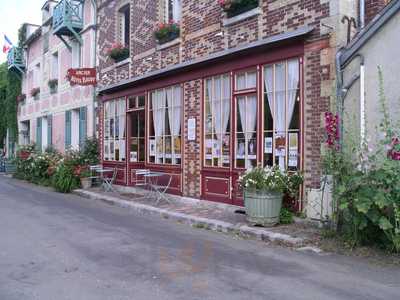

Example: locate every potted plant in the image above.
[154,21,180,44]
[239,166,302,226]
[74,165,92,189]
[30,87,40,100]
[218,0,259,18]
[107,43,130,63]
[48,79,58,94]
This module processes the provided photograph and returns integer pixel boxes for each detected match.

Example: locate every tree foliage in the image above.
[0,63,21,148]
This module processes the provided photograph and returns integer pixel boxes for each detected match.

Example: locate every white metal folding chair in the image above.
[152,173,172,205]
[103,168,117,192]
[134,169,151,198]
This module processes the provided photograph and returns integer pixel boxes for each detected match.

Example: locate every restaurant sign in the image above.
[67,68,97,86]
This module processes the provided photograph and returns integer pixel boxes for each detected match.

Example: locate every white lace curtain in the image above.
[152,90,166,162]
[167,86,182,161]
[238,95,257,169]
[207,76,230,166]
[264,58,299,169]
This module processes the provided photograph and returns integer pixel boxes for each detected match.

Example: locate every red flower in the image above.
[325,112,340,150]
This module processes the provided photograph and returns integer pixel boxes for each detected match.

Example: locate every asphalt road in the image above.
[0,175,399,300]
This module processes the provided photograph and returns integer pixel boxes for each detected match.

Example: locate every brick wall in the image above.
[182,79,202,198]
[365,0,389,25]
[97,0,349,196]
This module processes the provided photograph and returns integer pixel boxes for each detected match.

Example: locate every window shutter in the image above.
[65,111,71,148]
[79,106,87,148]
[47,115,53,147]
[36,117,42,151]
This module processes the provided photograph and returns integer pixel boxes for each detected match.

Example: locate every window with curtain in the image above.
[119,5,130,48]
[235,70,257,91]
[165,0,181,23]
[204,74,231,168]
[149,85,182,165]
[264,58,300,171]
[236,94,257,169]
[104,99,126,162]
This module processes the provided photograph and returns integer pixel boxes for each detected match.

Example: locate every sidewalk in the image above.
[73,187,322,249]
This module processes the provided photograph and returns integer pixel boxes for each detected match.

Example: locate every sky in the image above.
[0,0,43,63]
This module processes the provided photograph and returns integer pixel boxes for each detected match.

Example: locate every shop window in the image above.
[149,85,182,165]
[204,74,231,168]
[104,99,126,162]
[235,94,257,169]
[263,58,300,171]
[165,0,181,23]
[118,4,130,48]
[235,70,257,91]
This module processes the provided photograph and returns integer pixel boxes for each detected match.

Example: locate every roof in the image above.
[98,25,314,94]
[340,0,400,66]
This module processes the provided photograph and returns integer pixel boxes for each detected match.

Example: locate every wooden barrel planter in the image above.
[244,189,283,226]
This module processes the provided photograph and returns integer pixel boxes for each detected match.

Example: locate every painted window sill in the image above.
[222,7,261,27]
[156,38,181,51]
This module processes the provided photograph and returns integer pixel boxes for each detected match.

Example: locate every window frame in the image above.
[203,73,232,169]
[127,95,146,163]
[103,98,127,162]
[118,4,130,48]
[147,84,183,166]
[165,0,181,23]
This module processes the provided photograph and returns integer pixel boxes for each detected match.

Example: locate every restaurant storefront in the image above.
[100,39,304,206]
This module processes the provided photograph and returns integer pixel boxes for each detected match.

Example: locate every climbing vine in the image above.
[0,63,21,148]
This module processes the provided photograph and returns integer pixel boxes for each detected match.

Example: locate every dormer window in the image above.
[118,5,130,48]
[165,0,181,23]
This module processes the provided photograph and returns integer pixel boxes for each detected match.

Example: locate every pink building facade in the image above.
[17,0,97,153]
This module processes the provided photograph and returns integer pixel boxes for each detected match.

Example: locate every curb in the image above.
[73,189,306,247]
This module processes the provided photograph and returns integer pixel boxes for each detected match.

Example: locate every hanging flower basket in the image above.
[30,87,40,100]
[218,0,259,18]
[107,43,130,63]
[48,79,58,94]
[154,22,180,45]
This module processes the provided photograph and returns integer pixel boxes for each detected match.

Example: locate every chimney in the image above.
[364,0,390,25]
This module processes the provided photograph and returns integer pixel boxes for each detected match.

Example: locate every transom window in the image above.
[104,99,126,162]
[235,70,257,91]
[204,74,231,168]
[148,85,182,165]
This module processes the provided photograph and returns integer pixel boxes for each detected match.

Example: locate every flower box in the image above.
[48,79,58,94]
[30,87,40,100]
[154,22,180,45]
[107,43,130,63]
[219,0,259,18]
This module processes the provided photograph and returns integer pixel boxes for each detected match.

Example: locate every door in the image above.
[127,95,146,185]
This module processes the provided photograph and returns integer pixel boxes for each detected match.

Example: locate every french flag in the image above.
[3,35,13,54]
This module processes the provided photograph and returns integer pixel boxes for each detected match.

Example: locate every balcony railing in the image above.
[7,47,25,73]
[53,0,83,39]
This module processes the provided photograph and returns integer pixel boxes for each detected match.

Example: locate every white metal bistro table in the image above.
[143,171,172,205]
[95,168,116,192]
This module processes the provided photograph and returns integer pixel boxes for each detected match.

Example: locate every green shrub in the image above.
[52,163,79,193]
[279,208,294,224]
[324,68,400,252]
